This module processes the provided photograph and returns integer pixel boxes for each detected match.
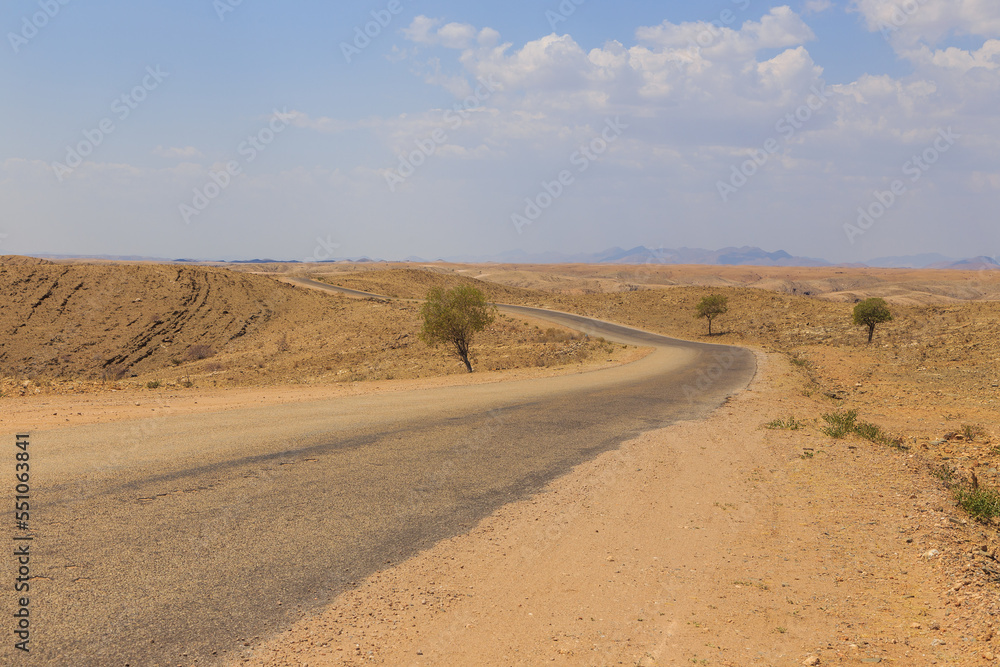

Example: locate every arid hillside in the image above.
[436,262,1000,304]
[0,260,294,380]
[315,266,538,303]
[0,259,630,394]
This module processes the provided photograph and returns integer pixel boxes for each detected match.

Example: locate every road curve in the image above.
[3,281,755,666]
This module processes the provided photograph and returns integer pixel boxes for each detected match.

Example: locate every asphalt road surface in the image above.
[2,284,755,666]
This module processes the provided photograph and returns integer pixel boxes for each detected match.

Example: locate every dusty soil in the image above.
[238,353,1000,666]
[0,349,650,432]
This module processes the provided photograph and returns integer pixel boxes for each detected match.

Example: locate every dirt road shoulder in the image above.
[238,352,997,666]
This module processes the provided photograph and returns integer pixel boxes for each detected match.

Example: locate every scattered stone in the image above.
[802,655,820,666]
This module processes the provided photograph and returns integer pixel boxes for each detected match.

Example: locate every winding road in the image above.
[3,280,755,666]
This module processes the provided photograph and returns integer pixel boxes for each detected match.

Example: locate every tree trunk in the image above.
[461,354,473,373]
[708,317,713,336]
[868,323,875,343]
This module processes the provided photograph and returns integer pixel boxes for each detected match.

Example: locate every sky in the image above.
[0,0,998,263]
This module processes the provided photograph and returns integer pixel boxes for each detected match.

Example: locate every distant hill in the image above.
[928,256,1000,271]
[864,253,953,269]
[445,246,831,267]
[11,249,999,270]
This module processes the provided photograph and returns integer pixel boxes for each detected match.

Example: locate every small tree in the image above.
[853,297,893,343]
[420,285,496,372]
[695,294,728,335]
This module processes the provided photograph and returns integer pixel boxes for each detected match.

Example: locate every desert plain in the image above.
[2,255,1000,666]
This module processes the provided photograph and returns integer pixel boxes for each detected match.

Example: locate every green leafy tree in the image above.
[420,285,497,372]
[853,297,893,343]
[695,294,728,335]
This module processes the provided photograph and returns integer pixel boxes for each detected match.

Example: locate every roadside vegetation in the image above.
[419,285,497,372]
[820,409,904,448]
[694,294,728,336]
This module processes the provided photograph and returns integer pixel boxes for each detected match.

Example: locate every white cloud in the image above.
[851,0,1000,46]
[401,16,494,50]
[905,38,1000,72]
[635,6,815,59]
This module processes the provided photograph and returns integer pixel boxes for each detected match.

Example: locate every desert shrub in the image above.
[962,424,986,442]
[821,409,858,438]
[101,364,129,382]
[184,344,215,362]
[821,410,903,448]
[537,327,576,344]
[146,380,162,389]
[853,420,903,448]
[954,485,1000,523]
[930,464,956,484]
[765,416,804,430]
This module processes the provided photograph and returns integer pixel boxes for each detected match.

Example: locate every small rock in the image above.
[802,655,820,666]
[924,549,940,559]
[983,651,995,661]
[910,623,922,629]
[929,621,940,630]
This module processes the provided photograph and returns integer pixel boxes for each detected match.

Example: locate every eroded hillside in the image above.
[0,261,301,379]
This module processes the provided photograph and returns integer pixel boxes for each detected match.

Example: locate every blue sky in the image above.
[1,0,998,262]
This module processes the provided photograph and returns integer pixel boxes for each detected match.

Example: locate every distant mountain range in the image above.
[442,246,832,267]
[25,248,1000,270]
[443,246,1000,270]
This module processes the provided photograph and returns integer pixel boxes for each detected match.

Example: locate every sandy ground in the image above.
[0,347,650,432]
[236,351,999,666]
